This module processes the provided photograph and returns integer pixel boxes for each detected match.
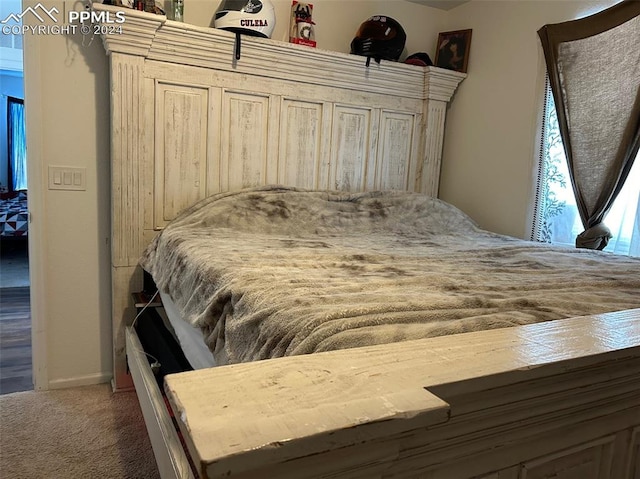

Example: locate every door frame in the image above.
[23,30,48,390]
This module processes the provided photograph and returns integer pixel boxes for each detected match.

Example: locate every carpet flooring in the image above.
[0,383,160,479]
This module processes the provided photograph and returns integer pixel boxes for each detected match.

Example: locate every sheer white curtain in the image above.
[557,157,640,257]
[606,160,640,256]
[536,85,640,257]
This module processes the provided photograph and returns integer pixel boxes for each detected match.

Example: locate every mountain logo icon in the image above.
[1,3,60,24]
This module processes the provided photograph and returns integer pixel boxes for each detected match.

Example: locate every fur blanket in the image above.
[140,186,640,366]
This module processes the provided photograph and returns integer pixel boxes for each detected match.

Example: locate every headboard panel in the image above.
[96,4,465,390]
[146,58,431,229]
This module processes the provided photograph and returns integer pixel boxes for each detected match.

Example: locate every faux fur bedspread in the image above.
[140,186,640,366]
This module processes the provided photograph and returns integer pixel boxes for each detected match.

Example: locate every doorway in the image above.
[0,27,32,395]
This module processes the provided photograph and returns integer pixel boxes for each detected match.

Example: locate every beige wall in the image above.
[438,0,617,238]
[22,0,622,387]
[23,0,113,388]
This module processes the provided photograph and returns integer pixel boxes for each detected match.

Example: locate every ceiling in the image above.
[406,0,470,10]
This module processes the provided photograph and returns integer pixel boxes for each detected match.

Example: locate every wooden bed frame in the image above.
[96,5,640,478]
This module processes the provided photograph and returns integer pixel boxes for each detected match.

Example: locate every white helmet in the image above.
[214,0,276,39]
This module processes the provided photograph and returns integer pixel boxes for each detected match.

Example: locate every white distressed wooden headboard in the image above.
[95,4,465,390]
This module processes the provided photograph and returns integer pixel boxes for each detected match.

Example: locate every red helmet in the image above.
[351,16,406,63]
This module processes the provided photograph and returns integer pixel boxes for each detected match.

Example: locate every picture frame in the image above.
[435,29,472,73]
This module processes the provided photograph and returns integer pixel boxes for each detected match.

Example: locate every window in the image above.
[532,80,639,257]
[7,97,27,191]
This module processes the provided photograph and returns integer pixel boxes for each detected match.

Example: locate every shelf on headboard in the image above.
[94,3,466,102]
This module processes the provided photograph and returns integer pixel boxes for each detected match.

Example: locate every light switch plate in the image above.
[48,166,87,191]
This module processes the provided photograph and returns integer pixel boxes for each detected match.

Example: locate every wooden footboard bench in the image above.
[129,309,640,479]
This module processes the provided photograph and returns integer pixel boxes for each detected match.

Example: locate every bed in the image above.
[0,191,28,238]
[141,186,640,368]
[95,5,640,479]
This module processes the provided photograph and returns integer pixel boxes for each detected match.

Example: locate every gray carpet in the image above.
[0,383,160,479]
